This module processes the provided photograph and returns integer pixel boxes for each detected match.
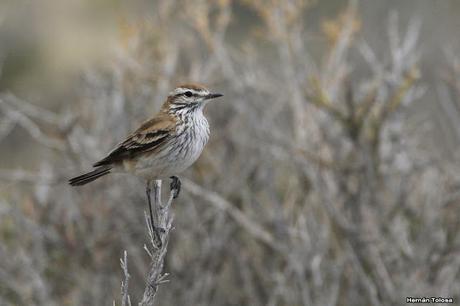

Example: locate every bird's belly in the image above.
[132,131,207,180]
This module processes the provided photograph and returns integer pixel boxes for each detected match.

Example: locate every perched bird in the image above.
[69,83,223,231]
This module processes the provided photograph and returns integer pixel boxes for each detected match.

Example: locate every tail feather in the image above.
[69,166,111,186]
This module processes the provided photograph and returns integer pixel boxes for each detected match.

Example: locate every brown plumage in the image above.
[69,83,222,186]
[93,114,177,167]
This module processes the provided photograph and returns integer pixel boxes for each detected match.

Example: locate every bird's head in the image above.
[164,83,223,114]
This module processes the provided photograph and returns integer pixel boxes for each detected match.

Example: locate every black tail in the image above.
[69,166,111,186]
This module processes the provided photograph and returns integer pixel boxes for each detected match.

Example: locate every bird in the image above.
[69,83,223,235]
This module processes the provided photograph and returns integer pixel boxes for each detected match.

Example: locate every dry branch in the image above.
[115,180,175,306]
[139,180,174,306]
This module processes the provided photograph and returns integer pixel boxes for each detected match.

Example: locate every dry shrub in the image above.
[0,1,459,305]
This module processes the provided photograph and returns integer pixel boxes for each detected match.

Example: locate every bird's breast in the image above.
[171,114,210,164]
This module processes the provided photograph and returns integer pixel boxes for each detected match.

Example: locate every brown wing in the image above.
[93,114,176,167]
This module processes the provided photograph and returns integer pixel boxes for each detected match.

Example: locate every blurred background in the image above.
[1,0,460,305]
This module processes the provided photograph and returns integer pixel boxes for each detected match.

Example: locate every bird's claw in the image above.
[170,176,181,199]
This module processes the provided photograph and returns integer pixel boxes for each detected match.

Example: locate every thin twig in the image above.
[139,180,175,306]
[183,178,283,253]
[120,250,131,306]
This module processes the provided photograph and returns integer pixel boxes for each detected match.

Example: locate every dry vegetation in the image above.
[0,0,459,305]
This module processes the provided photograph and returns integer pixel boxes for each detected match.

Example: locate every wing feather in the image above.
[93,114,176,167]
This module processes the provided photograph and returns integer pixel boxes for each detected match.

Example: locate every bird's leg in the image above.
[170,176,181,199]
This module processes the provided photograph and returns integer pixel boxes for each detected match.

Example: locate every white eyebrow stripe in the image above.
[171,88,208,96]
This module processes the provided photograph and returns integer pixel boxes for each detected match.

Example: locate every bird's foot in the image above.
[170,176,181,199]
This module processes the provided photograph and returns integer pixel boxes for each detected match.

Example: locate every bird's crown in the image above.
[164,83,223,111]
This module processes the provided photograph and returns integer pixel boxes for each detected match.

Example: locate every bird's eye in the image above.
[184,91,193,97]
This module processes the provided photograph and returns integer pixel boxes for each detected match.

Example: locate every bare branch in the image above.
[120,250,131,306]
[139,180,175,306]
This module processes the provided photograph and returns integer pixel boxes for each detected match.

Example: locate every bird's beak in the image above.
[205,93,224,100]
